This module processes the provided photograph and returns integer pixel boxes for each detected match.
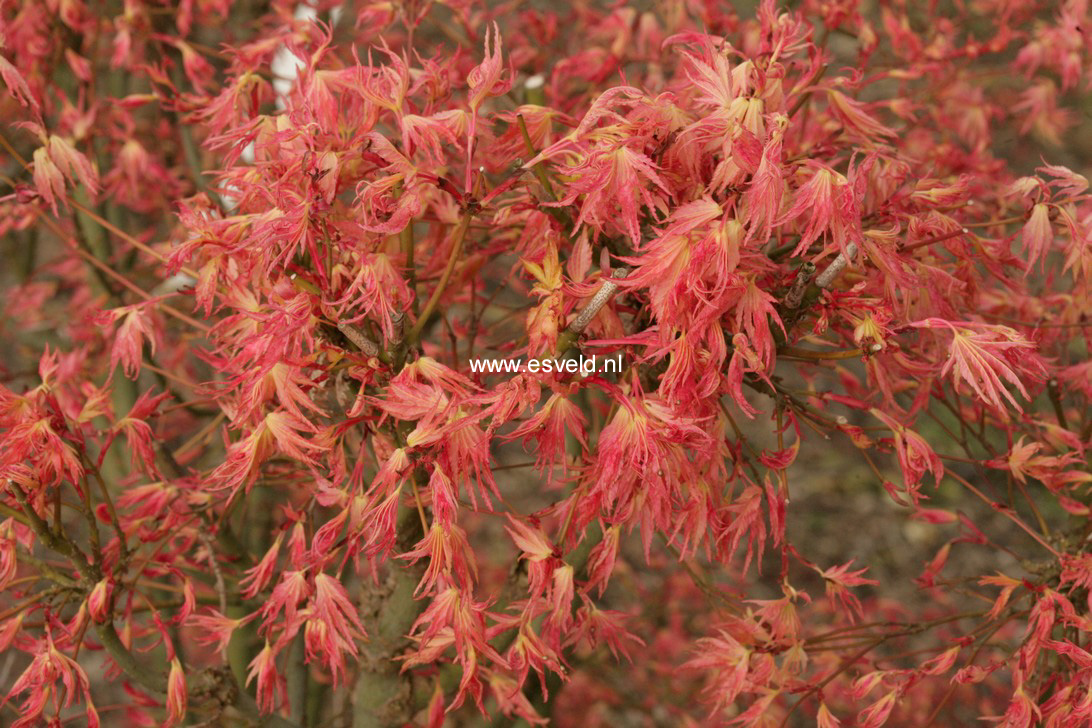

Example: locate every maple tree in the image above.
[2,0,1092,725]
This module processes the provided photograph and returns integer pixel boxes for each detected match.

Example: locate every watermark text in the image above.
[468,354,622,377]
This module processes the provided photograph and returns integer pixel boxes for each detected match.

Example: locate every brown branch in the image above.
[782,261,816,309]
[901,227,969,253]
[778,345,864,360]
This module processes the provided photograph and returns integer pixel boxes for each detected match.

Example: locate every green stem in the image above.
[407,212,473,347]
[10,480,96,581]
[517,114,557,202]
[401,208,418,316]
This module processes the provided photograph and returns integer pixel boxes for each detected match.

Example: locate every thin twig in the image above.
[196,530,227,614]
[402,211,418,316]
[36,213,210,333]
[786,62,829,118]
[67,199,201,279]
[83,457,129,564]
[778,345,864,360]
[9,479,95,581]
[517,114,558,202]
[408,211,475,346]
[901,227,969,253]
[944,469,1060,558]
[778,636,886,727]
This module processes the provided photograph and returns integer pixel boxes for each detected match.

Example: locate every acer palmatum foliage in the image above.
[1,0,1092,725]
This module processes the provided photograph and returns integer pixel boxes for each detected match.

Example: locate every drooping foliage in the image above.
[2,0,1092,725]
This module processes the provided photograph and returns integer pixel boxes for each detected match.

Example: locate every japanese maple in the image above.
[2,0,1092,726]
